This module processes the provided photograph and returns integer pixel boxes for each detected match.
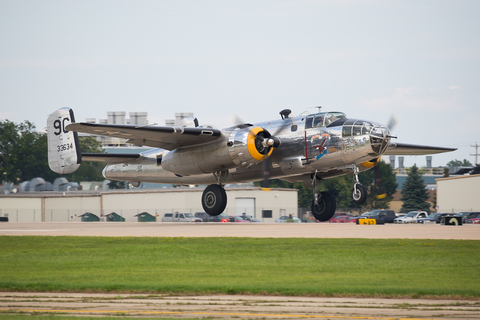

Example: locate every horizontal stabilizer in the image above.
[82,153,141,163]
[384,143,457,155]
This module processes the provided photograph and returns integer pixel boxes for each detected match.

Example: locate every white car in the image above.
[275,215,302,223]
[394,211,428,224]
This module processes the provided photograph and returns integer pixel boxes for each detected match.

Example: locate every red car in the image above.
[466,216,480,224]
[329,213,354,223]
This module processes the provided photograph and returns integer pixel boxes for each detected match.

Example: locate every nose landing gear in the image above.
[351,164,367,205]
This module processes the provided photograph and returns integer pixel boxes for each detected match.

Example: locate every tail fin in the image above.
[47,108,82,174]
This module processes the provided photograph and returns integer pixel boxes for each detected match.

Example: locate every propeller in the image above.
[373,114,397,200]
[387,114,398,131]
[249,110,296,189]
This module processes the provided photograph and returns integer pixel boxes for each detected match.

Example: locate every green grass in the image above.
[0,236,479,298]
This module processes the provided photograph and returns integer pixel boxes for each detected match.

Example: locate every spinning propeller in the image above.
[373,114,397,200]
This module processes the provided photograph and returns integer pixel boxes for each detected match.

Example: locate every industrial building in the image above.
[436,174,480,213]
[0,187,298,223]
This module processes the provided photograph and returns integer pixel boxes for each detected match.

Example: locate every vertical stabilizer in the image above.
[47,108,82,174]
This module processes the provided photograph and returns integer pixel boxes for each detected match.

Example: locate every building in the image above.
[436,174,480,213]
[0,187,298,223]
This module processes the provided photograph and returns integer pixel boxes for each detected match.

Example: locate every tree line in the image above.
[0,120,105,185]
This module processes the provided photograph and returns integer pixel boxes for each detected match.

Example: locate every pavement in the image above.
[0,222,479,239]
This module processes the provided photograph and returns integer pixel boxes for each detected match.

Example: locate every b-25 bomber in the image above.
[47,107,455,222]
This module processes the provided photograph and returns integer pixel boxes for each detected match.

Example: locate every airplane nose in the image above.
[369,124,391,155]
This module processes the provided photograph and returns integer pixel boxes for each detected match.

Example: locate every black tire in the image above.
[352,184,367,205]
[311,191,336,222]
[202,184,227,216]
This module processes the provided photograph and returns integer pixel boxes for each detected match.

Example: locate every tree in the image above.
[0,119,106,184]
[0,120,55,183]
[357,161,398,210]
[400,164,431,213]
[447,159,472,167]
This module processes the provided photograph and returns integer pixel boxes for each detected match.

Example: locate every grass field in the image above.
[0,236,479,298]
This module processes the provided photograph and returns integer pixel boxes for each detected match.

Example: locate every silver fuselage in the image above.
[103,112,390,185]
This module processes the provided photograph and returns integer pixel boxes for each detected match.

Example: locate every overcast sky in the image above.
[1,0,479,168]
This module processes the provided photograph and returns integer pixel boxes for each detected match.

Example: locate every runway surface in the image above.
[2,222,479,319]
[1,292,479,320]
[0,221,479,239]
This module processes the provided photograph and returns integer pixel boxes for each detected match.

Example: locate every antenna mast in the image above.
[471,143,480,165]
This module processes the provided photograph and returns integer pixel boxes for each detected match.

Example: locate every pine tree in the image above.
[400,164,431,213]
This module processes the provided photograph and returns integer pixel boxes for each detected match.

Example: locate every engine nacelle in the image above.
[161,126,273,176]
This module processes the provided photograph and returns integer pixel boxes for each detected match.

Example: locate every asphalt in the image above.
[0,221,479,239]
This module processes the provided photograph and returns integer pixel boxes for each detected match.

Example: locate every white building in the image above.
[0,188,297,223]
[436,175,480,213]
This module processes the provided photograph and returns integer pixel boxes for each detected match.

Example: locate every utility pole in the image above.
[471,143,480,165]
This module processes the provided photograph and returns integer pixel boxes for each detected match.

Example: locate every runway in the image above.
[0,222,479,239]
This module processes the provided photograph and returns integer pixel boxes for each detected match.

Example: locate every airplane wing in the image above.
[82,153,141,163]
[66,123,223,150]
[384,142,457,155]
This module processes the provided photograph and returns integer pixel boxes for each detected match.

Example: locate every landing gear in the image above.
[351,164,367,205]
[352,184,367,205]
[202,184,227,216]
[310,172,336,221]
[311,191,336,221]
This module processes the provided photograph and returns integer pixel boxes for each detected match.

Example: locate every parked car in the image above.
[329,214,354,223]
[162,212,202,222]
[229,216,251,222]
[194,212,222,222]
[237,214,262,222]
[456,211,480,223]
[415,213,455,224]
[275,215,302,223]
[194,212,234,222]
[466,216,480,224]
[357,209,397,223]
[343,216,359,223]
[394,211,429,223]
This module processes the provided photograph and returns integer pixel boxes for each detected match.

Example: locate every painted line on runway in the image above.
[0,308,441,320]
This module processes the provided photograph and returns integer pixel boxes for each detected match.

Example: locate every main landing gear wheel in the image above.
[311,191,336,222]
[202,184,227,216]
[352,184,367,205]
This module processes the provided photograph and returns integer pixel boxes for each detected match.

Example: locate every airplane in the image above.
[47,107,455,221]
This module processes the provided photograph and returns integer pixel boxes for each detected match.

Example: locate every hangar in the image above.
[436,174,480,213]
[0,187,297,223]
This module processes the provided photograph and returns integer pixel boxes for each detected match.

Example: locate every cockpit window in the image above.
[305,112,346,129]
[313,115,324,127]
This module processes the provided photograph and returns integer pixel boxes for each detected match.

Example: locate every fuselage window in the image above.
[157,155,162,166]
[305,115,314,129]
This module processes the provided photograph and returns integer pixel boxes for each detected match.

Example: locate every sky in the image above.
[1,0,479,168]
